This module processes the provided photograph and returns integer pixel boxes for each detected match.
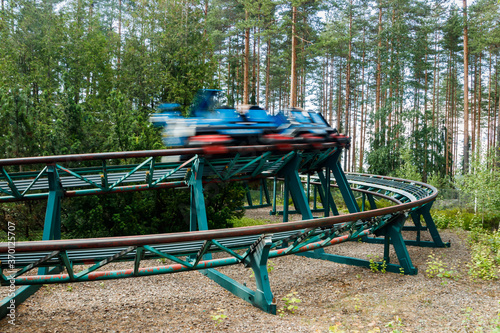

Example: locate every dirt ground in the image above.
[1,209,499,332]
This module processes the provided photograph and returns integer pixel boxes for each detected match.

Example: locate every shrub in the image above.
[467,228,500,280]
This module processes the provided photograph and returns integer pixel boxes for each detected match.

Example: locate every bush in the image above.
[467,228,500,280]
[62,182,246,238]
[431,208,489,231]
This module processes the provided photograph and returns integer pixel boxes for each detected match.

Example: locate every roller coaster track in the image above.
[0,143,448,316]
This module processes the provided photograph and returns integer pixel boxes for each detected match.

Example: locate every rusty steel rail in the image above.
[1,183,434,253]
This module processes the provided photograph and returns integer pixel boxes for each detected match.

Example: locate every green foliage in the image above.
[278,292,302,317]
[230,216,270,228]
[425,253,460,282]
[467,229,500,281]
[368,255,387,273]
[394,144,422,182]
[367,146,399,176]
[210,308,227,327]
[431,208,482,230]
[204,183,246,230]
[455,151,500,229]
[356,197,394,210]
[62,182,245,238]
[0,201,46,241]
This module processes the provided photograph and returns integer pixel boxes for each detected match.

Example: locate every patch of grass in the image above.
[230,216,271,228]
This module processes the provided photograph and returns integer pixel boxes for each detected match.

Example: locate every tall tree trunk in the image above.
[471,56,476,153]
[243,10,250,104]
[487,49,492,155]
[359,30,366,172]
[323,57,328,117]
[118,0,122,70]
[337,58,343,131]
[257,28,260,105]
[375,0,383,144]
[477,53,482,151]
[445,51,452,175]
[251,27,256,104]
[265,38,271,111]
[329,56,334,126]
[463,0,470,173]
[289,6,297,108]
[423,50,428,181]
[351,78,358,171]
[345,0,352,137]
[432,31,439,165]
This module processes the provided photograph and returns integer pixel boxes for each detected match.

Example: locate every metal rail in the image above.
[0,144,445,316]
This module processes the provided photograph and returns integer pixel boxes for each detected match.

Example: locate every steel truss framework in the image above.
[0,143,446,316]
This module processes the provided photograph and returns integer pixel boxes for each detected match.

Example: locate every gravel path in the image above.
[1,210,499,332]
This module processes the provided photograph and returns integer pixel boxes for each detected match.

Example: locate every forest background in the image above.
[0,0,499,256]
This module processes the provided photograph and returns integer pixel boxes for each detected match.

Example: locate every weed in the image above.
[329,323,346,332]
[385,316,404,332]
[210,308,227,326]
[368,255,387,273]
[43,284,55,294]
[157,257,168,264]
[66,285,73,292]
[425,253,459,282]
[250,260,274,278]
[462,306,473,327]
[278,292,302,317]
[267,260,275,273]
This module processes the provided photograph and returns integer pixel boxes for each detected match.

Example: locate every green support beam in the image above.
[276,153,313,221]
[1,165,63,318]
[328,150,360,214]
[204,235,276,314]
[317,170,339,217]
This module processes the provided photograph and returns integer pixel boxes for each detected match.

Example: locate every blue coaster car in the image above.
[150,90,349,148]
[274,108,349,144]
[151,90,293,148]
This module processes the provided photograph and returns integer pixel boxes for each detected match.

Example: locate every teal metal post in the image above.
[306,174,310,203]
[262,178,270,206]
[0,165,62,318]
[270,177,277,215]
[408,202,449,248]
[188,157,209,232]
[316,170,339,217]
[277,153,313,221]
[245,182,253,207]
[191,158,276,313]
[304,214,418,275]
[205,235,276,314]
[367,193,377,210]
[313,185,318,210]
[385,215,418,274]
[328,149,359,213]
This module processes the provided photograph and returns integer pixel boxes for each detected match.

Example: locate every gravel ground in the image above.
[1,208,499,332]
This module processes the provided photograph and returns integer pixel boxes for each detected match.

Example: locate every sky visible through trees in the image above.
[0,0,499,180]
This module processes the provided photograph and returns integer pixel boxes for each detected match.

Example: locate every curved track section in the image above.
[0,144,445,315]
